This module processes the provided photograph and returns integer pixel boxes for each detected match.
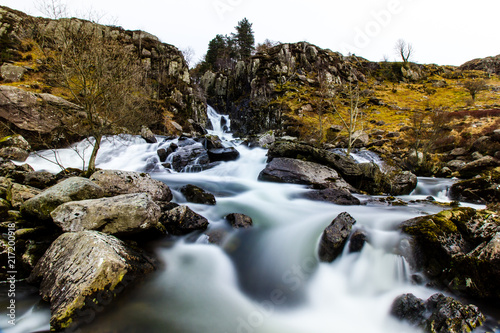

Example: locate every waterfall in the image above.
[3,106,490,333]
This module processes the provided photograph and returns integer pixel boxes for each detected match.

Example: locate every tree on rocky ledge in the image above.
[395,39,413,63]
[33,14,151,175]
[233,18,255,59]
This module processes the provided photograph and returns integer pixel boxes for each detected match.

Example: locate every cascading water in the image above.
[2,107,494,333]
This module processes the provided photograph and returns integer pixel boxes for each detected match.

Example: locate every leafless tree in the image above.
[335,80,364,156]
[395,39,414,63]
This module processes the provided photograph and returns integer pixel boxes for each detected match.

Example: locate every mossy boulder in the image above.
[449,167,500,204]
[400,207,500,299]
[21,177,105,221]
[27,231,158,332]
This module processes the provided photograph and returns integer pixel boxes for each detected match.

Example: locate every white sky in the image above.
[3,0,500,66]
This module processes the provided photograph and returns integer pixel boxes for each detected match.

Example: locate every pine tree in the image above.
[233,18,255,59]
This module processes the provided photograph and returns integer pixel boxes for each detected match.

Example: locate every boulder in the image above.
[302,188,361,205]
[459,156,500,178]
[89,170,172,202]
[0,176,12,200]
[258,132,275,148]
[51,193,164,236]
[258,157,353,190]
[226,213,253,229]
[383,170,418,196]
[318,212,356,262]
[1,63,26,82]
[199,135,223,149]
[449,168,500,204]
[160,205,209,235]
[19,171,58,189]
[348,229,368,253]
[169,143,210,172]
[449,147,467,157]
[391,293,485,333]
[11,183,41,210]
[27,231,157,332]
[180,184,216,205]
[446,159,467,171]
[0,147,30,162]
[0,134,31,150]
[140,125,157,143]
[21,177,105,221]
[400,208,500,298]
[207,147,240,162]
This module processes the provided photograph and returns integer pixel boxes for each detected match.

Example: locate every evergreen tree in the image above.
[205,34,226,70]
[233,18,255,59]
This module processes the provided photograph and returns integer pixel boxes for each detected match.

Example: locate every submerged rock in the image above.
[391,293,485,333]
[318,212,356,262]
[90,170,172,202]
[302,188,361,205]
[28,231,157,332]
[400,207,500,299]
[161,205,209,235]
[51,193,164,236]
[180,184,216,205]
[226,213,253,229]
[21,177,104,221]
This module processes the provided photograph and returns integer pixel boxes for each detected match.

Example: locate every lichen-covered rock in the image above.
[51,193,164,236]
[180,184,216,205]
[400,207,500,298]
[21,177,105,221]
[226,213,253,229]
[0,176,12,201]
[0,146,30,162]
[89,170,172,202]
[318,212,356,262]
[10,183,41,210]
[160,205,209,235]
[391,293,485,333]
[303,188,361,205]
[0,63,26,82]
[27,231,157,332]
[258,157,353,190]
[0,134,31,150]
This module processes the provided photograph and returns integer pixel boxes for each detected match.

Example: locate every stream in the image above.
[2,106,496,333]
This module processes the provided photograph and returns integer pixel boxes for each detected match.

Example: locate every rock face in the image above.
[459,54,500,75]
[180,184,216,205]
[89,170,172,202]
[27,231,157,332]
[265,141,417,195]
[51,193,164,236]
[302,188,361,205]
[318,212,356,262]
[258,157,353,190]
[226,213,253,229]
[160,205,209,235]
[401,208,500,298]
[391,293,485,333]
[21,177,105,220]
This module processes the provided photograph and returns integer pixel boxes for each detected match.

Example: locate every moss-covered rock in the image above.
[449,167,500,204]
[401,207,500,299]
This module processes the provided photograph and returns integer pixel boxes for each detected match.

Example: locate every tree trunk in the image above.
[86,135,102,176]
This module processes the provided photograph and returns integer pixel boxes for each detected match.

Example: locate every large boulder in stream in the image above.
[400,207,500,299]
[51,193,164,236]
[169,143,210,172]
[28,231,158,332]
[160,205,209,235]
[207,147,240,162]
[258,157,354,190]
[20,177,105,221]
[89,170,172,202]
[226,213,253,229]
[390,293,485,333]
[180,184,216,205]
[318,212,356,262]
[303,188,361,205]
[266,141,417,195]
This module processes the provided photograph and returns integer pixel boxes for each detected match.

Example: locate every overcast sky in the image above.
[3,0,499,66]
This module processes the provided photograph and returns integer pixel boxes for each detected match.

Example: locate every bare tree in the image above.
[335,80,364,156]
[463,79,488,102]
[181,47,195,68]
[395,39,414,63]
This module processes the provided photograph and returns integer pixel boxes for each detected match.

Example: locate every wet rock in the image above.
[20,177,105,221]
[208,147,240,162]
[199,135,223,149]
[51,193,164,236]
[348,229,368,253]
[303,188,360,205]
[169,143,210,172]
[226,213,253,229]
[384,171,418,196]
[180,184,216,205]
[258,157,353,190]
[400,208,500,298]
[90,170,172,202]
[161,205,209,235]
[391,293,485,333]
[157,148,168,162]
[140,125,157,143]
[318,212,356,262]
[27,231,158,332]
[449,168,500,204]
[459,156,499,178]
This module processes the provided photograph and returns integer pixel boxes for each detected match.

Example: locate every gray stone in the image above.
[11,183,41,210]
[180,184,216,205]
[0,146,29,161]
[51,193,164,235]
[140,125,157,143]
[161,205,209,235]
[303,188,360,205]
[226,213,253,229]
[1,63,26,82]
[318,212,356,262]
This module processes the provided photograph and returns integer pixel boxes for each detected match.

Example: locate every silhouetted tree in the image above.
[395,39,413,63]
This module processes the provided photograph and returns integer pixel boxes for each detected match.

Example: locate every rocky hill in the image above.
[0,6,206,149]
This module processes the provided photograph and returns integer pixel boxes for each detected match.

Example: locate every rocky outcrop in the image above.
[51,193,164,236]
[258,157,353,190]
[391,293,485,333]
[400,208,500,299]
[458,156,500,179]
[27,231,157,332]
[318,212,356,262]
[160,205,209,235]
[21,177,105,221]
[449,168,500,204]
[180,184,216,205]
[89,170,172,202]
[226,213,253,229]
[459,54,500,75]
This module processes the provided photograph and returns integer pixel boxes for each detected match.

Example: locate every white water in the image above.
[2,108,491,333]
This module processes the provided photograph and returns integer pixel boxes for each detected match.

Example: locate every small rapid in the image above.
[2,106,489,333]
